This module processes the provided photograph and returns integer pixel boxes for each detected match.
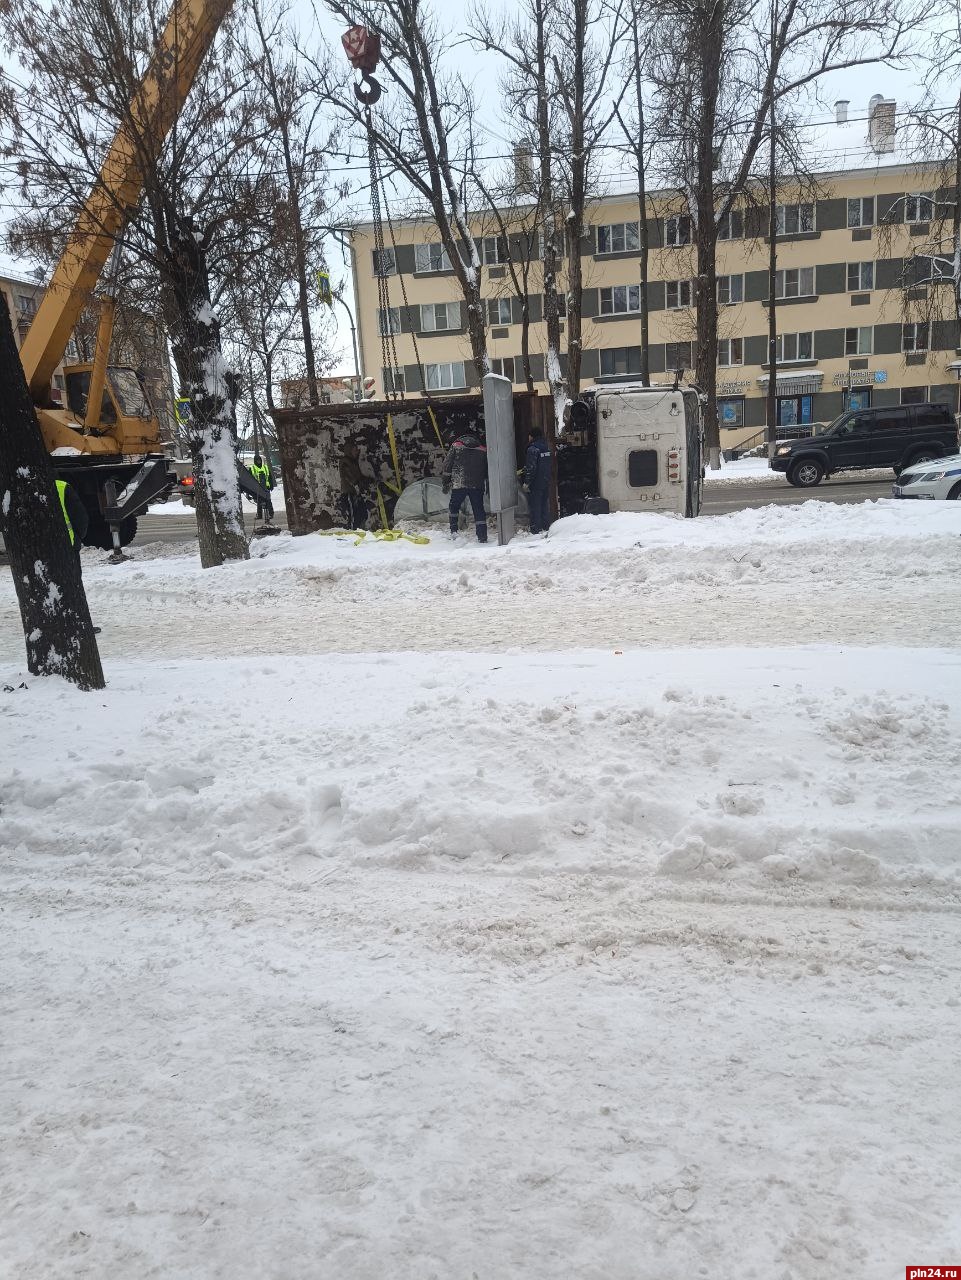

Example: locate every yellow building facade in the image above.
[348,159,961,449]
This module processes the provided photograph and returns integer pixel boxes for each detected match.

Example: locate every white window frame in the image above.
[847,196,875,229]
[717,273,744,305]
[775,203,815,235]
[844,326,873,356]
[420,301,461,332]
[378,306,401,336]
[477,236,507,265]
[665,214,692,247]
[599,346,642,377]
[414,242,452,273]
[373,248,396,277]
[905,192,934,224]
[846,261,874,291]
[717,210,743,241]
[384,366,405,395]
[489,298,513,325]
[665,342,692,371]
[718,337,744,367]
[599,284,641,315]
[776,331,814,362]
[774,266,815,299]
[665,279,692,310]
[596,221,640,254]
[902,323,929,353]
[492,357,516,382]
[425,361,467,391]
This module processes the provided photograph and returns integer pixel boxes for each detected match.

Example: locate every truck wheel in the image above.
[788,459,824,487]
[904,448,940,469]
[82,515,137,551]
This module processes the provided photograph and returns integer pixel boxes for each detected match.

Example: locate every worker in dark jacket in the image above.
[523,426,553,535]
[248,453,275,524]
[441,429,488,542]
[339,440,370,529]
[56,478,99,632]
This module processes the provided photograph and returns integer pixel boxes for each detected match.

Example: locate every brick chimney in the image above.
[868,95,896,153]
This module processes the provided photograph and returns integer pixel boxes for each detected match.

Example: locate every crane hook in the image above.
[353,72,382,106]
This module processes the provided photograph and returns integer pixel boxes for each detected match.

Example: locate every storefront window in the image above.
[718,397,745,428]
[777,395,813,426]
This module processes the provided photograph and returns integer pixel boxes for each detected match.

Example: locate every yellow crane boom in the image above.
[19,0,233,402]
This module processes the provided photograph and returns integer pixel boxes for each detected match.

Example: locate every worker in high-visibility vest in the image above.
[248,453,275,524]
[55,478,100,632]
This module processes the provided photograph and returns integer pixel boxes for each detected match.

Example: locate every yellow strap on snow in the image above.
[384,413,402,496]
[427,404,443,451]
[316,527,429,547]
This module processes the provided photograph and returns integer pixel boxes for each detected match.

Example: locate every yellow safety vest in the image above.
[55,480,74,546]
[250,462,271,488]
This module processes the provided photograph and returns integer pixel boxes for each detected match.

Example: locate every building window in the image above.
[373,248,396,276]
[900,386,927,404]
[384,367,406,395]
[774,267,814,299]
[665,341,692,370]
[902,323,929,352]
[776,203,815,235]
[666,279,692,309]
[414,242,452,273]
[600,284,641,314]
[426,361,466,390]
[665,214,692,247]
[847,196,875,228]
[599,346,642,377]
[596,221,639,254]
[844,326,873,355]
[420,301,460,331]
[717,209,743,241]
[718,338,743,366]
[492,357,516,382]
[378,307,401,336]
[905,193,933,223]
[847,261,874,291]
[717,273,743,304]
[776,331,813,362]
[16,293,37,315]
[488,298,513,325]
[718,397,745,427]
[476,236,507,265]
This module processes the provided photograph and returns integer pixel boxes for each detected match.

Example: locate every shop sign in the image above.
[832,370,888,386]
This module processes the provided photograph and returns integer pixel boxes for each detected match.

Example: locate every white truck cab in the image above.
[562,383,704,519]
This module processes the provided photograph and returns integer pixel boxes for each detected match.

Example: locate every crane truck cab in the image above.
[558,383,704,519]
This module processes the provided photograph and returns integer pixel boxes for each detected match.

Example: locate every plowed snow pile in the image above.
[2,500,960,1278]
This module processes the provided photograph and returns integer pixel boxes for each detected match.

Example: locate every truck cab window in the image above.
[108,368,152,418]
[64,370,116,425]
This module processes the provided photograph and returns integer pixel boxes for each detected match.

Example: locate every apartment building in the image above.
[348,102,961,449]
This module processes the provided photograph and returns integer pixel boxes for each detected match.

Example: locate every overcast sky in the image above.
[1,0,945,378]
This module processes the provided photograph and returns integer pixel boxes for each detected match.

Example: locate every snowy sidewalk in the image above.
[1,647,960,1278]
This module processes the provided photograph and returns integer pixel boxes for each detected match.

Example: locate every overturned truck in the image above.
[271,383,703,534]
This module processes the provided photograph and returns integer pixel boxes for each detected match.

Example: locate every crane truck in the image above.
[12,0,246,553]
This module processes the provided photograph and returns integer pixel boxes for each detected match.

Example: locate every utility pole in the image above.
[766,1,778,459]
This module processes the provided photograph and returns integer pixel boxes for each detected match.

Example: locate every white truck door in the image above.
[595,388,690,513]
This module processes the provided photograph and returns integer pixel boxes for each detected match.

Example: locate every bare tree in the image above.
[646,0,920,466]
[0,0,309,565]
[317,0,489,382]
[0,293,104,690]
[614,0,653,386]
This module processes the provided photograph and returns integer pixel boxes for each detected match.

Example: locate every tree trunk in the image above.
[693,2,724,469]
[169,219,248,569]
[0,292,104,689]
[535,0,566,431]
[766,101,778,458]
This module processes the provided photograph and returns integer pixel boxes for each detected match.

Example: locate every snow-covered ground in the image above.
[2,502,960,1277]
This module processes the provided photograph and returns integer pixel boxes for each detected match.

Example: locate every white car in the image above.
[892,453,961,501]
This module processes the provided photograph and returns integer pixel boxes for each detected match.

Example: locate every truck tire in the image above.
[83,515,138,551]
[903,448,941,470]
[787,458,824,487]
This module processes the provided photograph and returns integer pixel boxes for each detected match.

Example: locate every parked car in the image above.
[892,453,961,500]
[770,402,958,487]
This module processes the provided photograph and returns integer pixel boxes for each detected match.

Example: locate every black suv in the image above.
[771,403,958,487]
